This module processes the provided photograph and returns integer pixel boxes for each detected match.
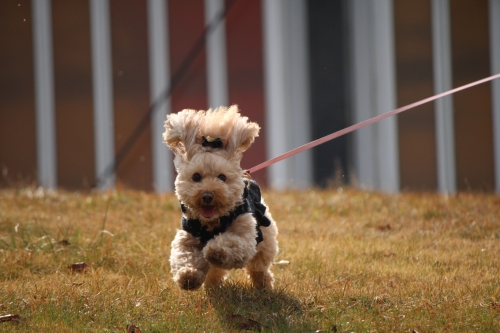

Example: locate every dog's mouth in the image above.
[201,205,216,218]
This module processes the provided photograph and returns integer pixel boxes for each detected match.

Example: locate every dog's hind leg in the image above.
[170,230,209,290]
[246,217,278,289]
[204,266,228,288]
[246,249,275,289]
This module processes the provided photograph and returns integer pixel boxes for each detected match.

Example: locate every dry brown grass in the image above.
[0,187,499,332]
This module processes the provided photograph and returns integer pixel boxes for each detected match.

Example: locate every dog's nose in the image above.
[201,192,214,204]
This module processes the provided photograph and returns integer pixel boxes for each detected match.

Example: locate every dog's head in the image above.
[174,153,245,222]
[163,105,259,222]
[163,105,260,167]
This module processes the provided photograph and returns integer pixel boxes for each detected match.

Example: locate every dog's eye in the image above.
[192,173,202,182]
[218,174,226,182]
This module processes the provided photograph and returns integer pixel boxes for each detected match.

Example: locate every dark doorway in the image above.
[307,0,349,187]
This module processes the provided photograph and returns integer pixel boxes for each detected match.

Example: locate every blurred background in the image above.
[1,0,499,193]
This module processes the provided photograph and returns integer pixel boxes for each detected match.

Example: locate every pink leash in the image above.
[248,73,500,174]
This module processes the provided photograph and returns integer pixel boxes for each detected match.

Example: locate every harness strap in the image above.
[180,180,270,244]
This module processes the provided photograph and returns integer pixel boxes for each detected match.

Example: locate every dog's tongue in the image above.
[201,205,215,218]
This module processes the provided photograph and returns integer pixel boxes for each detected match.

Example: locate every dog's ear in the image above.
[165,106,260,164]
[224,105,260,156]
[163,109,204,161]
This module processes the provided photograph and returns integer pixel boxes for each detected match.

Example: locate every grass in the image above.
[0,186,499,332]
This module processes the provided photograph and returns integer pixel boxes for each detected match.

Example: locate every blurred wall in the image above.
[0,0,498,192]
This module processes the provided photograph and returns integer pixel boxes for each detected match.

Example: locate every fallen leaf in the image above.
[377,224,392,231]
[0,314,26,323]
[58,239,70,246]
[226,314,262,330]
[126,323,142,333]
[68,262,87,272]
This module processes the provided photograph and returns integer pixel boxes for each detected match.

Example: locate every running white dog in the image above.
[163,105,279,290]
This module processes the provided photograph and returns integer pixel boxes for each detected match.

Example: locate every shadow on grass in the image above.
[206,281,317,332]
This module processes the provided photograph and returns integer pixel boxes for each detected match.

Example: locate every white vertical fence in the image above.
[90,0,115,190]
[204,0,229,110]
[262,0,312,190]
[32,0,57,189]
[284,0,312,189]
[432,0,457,194]
[372,0,399,193]
[147,0,173,193]
[262,0,289,190]
[490,0,500,193]
[349,0,399,193]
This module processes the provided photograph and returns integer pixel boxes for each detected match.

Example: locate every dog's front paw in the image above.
[204,247,228,266]
[203,246,250,269]
[174,267,206,290]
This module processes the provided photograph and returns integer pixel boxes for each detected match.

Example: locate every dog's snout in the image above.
[201,192,214,204]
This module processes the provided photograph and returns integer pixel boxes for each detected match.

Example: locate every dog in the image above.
[163,105,279,290]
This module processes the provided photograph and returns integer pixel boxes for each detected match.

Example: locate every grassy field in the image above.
[0,186,499,332]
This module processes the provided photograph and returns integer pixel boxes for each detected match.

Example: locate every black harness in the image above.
[180,180,271,244]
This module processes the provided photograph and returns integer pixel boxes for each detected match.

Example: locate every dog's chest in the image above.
[180,180,271,244]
